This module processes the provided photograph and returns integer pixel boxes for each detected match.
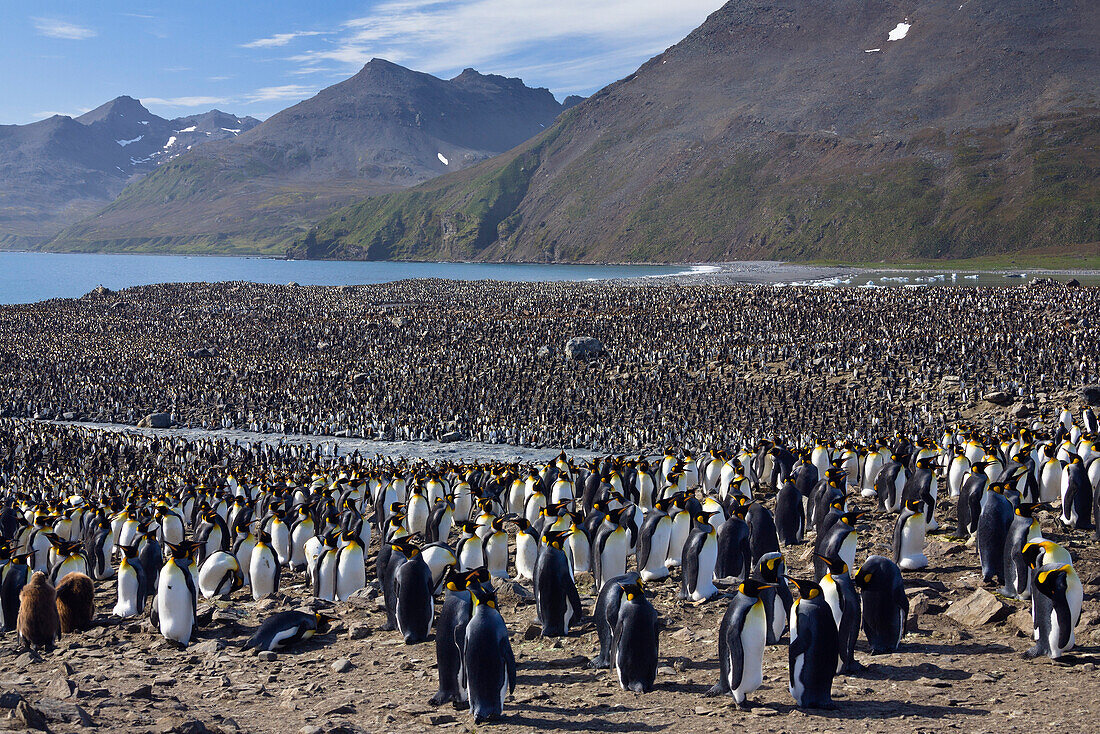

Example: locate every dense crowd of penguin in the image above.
[0,280,1096,452]
[1,403,1098,722]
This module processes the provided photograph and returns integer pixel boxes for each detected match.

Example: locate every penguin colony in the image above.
[2,408,1100,724]
[0,279,1096,452]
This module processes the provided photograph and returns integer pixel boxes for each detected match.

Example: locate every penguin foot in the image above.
[735,700,754,711]
[379,620,396,632]
[587,657,609,670]
[429,691,457,707]
[1021,645,1044,660]
[704,683,728,698]
[841,659,866,674]
[803,700,838,711]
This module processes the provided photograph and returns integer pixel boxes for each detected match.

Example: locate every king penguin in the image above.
[787,577,839,709]
[534,530,583,637]
[708,578,772,708]
[589,571,640,669]
[1024,562,1082,660]
[817,555,862,673]
[156,542,198,647]
[852,555,908,654]
[460,583,516,723]
[430,566,489,707]
[681,511,719,602]
[612,581,659,693]
[892,499,928,570]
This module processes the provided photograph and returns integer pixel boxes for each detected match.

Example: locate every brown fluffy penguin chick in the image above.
[55,572,95,633]
[17,571,60,650]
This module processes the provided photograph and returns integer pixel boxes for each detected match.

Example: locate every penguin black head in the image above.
[1015,502,1045,518]
[444,565,490,592]
[469,583,498,609]
[1033,564,1073,595]
[618,581,644,602]
[787,577,823,600]
[839,510,866,527]
[757,553,785,582]
[120,544,140,559]
[815,554,849,576]
[904,499,924,514]
[693,511,716,528]
[314,613,336,634]
[166,540,199,560]
[543,530,569,549]
[738,578,776,598]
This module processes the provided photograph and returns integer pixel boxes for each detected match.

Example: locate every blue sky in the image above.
[1,1,725,125]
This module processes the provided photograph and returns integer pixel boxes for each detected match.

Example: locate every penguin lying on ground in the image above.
[245,610,334,652]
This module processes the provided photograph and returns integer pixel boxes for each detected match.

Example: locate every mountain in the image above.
[0,97,258,248]
[295,0,1100,264]
[45,60,572,255]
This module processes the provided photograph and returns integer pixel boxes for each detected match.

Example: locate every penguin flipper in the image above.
[502,638,516,695]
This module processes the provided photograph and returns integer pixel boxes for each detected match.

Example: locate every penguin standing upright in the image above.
[460,584,516,724]
[113,545,147,618]
[393,540,435,644]
[774,480,805,546]
[754,552,793,645]
[976,483,1013,585]
[715,505,752,581]
[589,571,640,669]
[813,511,863,579]
[1002,502,1043,599]
[1060,455,1092,529]
[1,553,30,632]
[853,555,908,654]
[681,512,719,602]
[1024,563,1082,660]
[612,581,659,693]
[335,530,366,601]
[534,530,583,637]
[156,543,198,646]
[902,457,940,530]
[892,500,928,570]
[787,577,838,709]
[430,567,489,707]
[636,499,673,581]
[249,531,281,600]
[817,555,861,673]
[954,460,989,540]
[592,508,629,590]
[707,578,772,708]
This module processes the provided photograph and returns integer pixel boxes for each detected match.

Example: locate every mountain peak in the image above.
[76,95,154,125]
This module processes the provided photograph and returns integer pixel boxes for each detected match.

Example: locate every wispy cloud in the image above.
[32,17,97,40]
[142,95,230,108]
[243,85,318,103]
[276,0,722,93]
[242,31,326,49]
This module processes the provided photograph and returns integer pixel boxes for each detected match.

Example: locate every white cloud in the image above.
[243,85,318,103]
[281,0,723,93]
[32,17,97,40]
[142,96,230,108]
[242,31,326,48]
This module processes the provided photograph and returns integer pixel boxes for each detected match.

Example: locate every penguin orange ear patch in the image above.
[863,574,872,583]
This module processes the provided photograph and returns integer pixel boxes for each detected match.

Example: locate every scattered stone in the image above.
[34,697,93,726]
[348,622,372,639]
[523,623,541,641]
[1080,385,1100,406]
[257,651,277,662]
[45,678,77,700]
[191,639,224,655]
[495,580,533,604]
[1010,609,1033,637]
[14,700,47,731]
[945,588,1009,627]
[331,658,354,673]
[439,431,464,443]
[155,715,213,734]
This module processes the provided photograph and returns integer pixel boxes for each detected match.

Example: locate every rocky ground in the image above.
[3,493,1100,734]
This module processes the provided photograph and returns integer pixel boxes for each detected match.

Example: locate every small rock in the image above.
[191,639,224,655]
[945,588,1009,627]
[1080,385,1100,406]
[299,727,323,734]
[1010,609,1033,637]
[155,715,212,734]
[45,678,77,700]
[257,651,277,662]
[124,684,154,699]
[331,658,354,673]
[523,623,541,641]
[15,700,48,731]
[348,622,372,639]
[495,581,533,604]
[138,412,173,429]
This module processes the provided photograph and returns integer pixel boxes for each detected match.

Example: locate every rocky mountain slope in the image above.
[46,61,572,255]
[0,97,258,248]
[295,0,1100,263]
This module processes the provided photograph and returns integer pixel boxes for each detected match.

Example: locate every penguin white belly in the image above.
[566,534,590,576]
[57,555,88,579]
[733,602,767,703]
[303,537,323,584]
[690,538,718,602]
[114,566,141,617]
[898,518,928,570]
[839,533,858,572]
[459,540,484,571]
[198,553,236,598]
[157,566,194,645]
[1066,574,1084,651]
[770,594,786,640]
[551,480,573,504]
[336,546,366,601]
[666,513,690,568]
[236,541,255,585]
[250,551,277,600]
[641,521,672,581]
[788,604,805,702]
[408,499,429,536]
[316,554,337,601]
[118,521,139,549]
[601,533,628,584]
[486,535,510,579]
[820,576,841,628]
[516,536,537,581]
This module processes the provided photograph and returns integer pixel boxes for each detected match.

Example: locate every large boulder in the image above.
[564,336,606,361]
[945,588,1008,627]
[1080,384,1100,406]
[138,412,173,429]
[981,390,1013,406]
